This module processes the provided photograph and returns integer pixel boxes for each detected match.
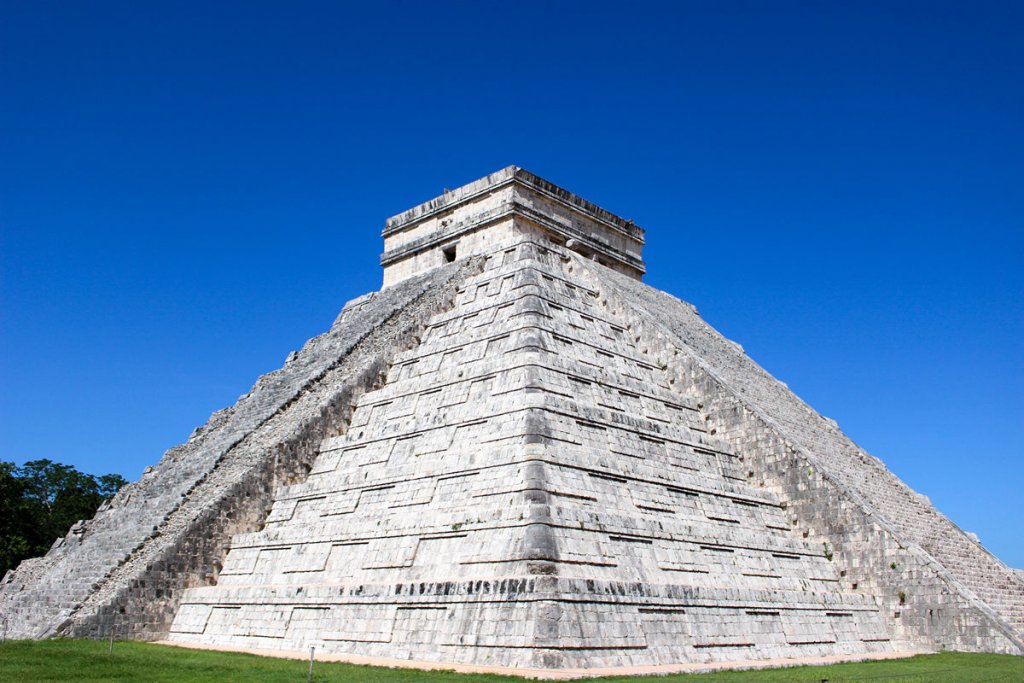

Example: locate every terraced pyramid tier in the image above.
[169,237,896,668]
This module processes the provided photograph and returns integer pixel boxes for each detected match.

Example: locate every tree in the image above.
[0,462,32,575]
[0,459,127,576]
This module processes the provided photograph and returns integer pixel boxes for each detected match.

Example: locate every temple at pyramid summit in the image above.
[2,166,1021,674]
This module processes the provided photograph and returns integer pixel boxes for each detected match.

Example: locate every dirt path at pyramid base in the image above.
[154,639,928,679]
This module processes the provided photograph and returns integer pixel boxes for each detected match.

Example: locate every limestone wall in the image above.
[586,260,1024,655]
[0,260,478,640]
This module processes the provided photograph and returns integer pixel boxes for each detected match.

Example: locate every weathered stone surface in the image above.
[168,235,902,668]
[4,167,1021,671]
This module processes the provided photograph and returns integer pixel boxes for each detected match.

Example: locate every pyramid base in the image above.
[154,640,928,679]
[168,576,900,670]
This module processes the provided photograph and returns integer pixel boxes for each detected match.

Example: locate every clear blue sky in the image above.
[1,2,1021,566]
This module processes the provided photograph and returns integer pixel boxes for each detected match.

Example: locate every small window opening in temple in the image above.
[443,245,457,262]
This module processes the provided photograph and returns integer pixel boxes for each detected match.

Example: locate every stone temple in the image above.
[2,167,1021,674]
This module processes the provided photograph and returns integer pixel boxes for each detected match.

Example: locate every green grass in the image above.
[0,640,1020,683]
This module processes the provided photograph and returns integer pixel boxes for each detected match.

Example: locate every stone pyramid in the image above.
[2,167,1021,674]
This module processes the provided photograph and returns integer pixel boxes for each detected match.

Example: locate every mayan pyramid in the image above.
[2,167,1021,673]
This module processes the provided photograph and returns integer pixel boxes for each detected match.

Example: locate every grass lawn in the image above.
[0,640,1020,682]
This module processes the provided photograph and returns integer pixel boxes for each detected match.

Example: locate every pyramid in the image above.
[2,167,1021,674]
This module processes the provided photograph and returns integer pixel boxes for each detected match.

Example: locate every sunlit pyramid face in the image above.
[5,168,1021,674]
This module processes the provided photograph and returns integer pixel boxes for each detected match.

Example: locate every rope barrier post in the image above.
[308,645,315,682]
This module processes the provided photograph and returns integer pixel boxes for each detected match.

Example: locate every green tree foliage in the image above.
[0,459,127,576]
